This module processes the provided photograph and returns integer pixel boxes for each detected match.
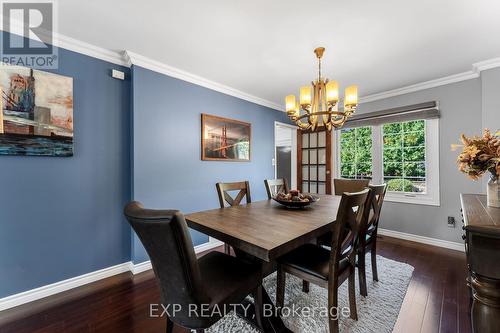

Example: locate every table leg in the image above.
[233,249,292,333]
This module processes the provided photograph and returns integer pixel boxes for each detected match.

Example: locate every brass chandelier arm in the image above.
[295,111,346,121]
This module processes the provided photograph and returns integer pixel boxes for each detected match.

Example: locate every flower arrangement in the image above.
[452,129,500,180]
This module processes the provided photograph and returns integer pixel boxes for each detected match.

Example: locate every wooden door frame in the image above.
[297,128,332,194]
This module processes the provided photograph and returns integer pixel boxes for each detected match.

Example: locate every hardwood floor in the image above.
[0,236,471,333]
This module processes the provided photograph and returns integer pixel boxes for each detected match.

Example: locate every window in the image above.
[335,119,440,206]
[340,127,372,179]
[383,120,426,193]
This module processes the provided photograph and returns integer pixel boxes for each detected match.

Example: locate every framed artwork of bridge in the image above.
[0,65,73,157]
[201,113,251,161]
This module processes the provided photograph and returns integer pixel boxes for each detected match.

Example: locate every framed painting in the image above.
[0,65,73,157]
[201,113,251,161]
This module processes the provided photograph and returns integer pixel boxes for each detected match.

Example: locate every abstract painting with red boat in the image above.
[0,65,73,156]
[201,114,251,161]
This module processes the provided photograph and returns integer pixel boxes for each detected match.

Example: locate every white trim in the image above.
[1,18,129,66]
[0,239,224,311]
[378,228,464,252]
[56,34,128,66]
[359,71,479,104]
[473,57,500,72]
[124,51,283,111]
[360,58,500,104]
[0,262,132,311]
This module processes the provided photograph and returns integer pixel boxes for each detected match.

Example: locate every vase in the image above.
[487,173,500,208]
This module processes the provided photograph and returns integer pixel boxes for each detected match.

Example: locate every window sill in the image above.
[384,194,440,207]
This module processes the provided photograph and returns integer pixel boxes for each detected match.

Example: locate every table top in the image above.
[185,194,341,262]
[460,194,500,236]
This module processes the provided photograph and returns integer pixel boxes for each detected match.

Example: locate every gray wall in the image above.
[356,78,484,243]
[481,67,500,130]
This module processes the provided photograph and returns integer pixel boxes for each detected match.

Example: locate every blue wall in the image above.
[131,65,290,263]
[0,35,132,297]
[0,33,290,297]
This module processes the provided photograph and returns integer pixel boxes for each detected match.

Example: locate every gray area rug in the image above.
[208,255,414,333]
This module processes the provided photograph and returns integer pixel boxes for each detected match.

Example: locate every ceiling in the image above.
[57,0,500,107]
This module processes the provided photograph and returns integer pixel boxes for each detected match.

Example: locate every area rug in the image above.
[208,255,414,333]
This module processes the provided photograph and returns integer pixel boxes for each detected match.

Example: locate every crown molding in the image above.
[124,50,283,111]
[55,34,128,67]
[1,20,129,67]
[360,57,500,104]
[472,57,500,72]
[359,70,479,104]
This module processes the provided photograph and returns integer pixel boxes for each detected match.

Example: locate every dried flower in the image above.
[454,129,500,180]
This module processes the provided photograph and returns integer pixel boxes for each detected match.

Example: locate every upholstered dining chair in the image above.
[276,189,370,333]
[124,201,265,333]
[216,181,251,254]
[264,178,289,199]
[357,184,387,297]
[333,178,370,195]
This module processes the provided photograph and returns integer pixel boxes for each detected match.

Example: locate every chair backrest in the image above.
[124,202,209,327]
[360,184,387,237]
[329,189,370,272]
[334,178,370,196]
[216,181,252,208]
[264,178,289,199]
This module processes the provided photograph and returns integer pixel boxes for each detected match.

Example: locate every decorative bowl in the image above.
[272,194,320,208]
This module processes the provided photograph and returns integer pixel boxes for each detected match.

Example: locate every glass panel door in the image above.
[297,129,332,194]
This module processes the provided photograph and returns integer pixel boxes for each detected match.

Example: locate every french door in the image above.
[297,129,332,194]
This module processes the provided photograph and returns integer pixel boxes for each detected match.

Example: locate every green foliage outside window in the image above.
[340,127,372,179]
[383,120,426,193]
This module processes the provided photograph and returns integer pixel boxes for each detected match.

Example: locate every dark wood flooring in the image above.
[0,236,471,333]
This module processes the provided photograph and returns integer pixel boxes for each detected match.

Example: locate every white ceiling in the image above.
[57,0,500,107]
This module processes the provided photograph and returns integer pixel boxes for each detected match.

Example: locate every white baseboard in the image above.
[0,239,224,311]
[378,228,464,252]
[0,262,132,311]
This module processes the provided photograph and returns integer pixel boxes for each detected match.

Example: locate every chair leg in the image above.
[224,243,230,255]
[358,249,368,297]
[302,280,310,293]
[166,316,174,333]
[276,265,286,311]
[328,279,339,333]
[371,243,379,282]
[348,269,358,321]
[253,285,264,330]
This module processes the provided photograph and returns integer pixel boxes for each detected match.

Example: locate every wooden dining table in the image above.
[185,194,342,333]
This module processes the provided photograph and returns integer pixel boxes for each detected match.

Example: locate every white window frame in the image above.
[334,118,440,206]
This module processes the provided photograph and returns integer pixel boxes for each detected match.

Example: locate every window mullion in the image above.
[372,125,382,184]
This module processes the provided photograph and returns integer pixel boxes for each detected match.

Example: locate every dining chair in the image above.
[357,184,387,297]
[124,201,265,333]
[264,178,289,199]
[216,181,251,254]
[276,189,370,333]
[333,178,370,195]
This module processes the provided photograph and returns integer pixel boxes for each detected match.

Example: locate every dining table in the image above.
[185,194,342,333]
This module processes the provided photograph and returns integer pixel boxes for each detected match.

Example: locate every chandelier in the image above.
[285,47,358,131]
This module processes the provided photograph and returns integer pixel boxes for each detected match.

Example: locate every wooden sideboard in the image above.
[460,194,500,333]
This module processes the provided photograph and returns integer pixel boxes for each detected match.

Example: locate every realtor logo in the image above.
[1,1,58,68]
